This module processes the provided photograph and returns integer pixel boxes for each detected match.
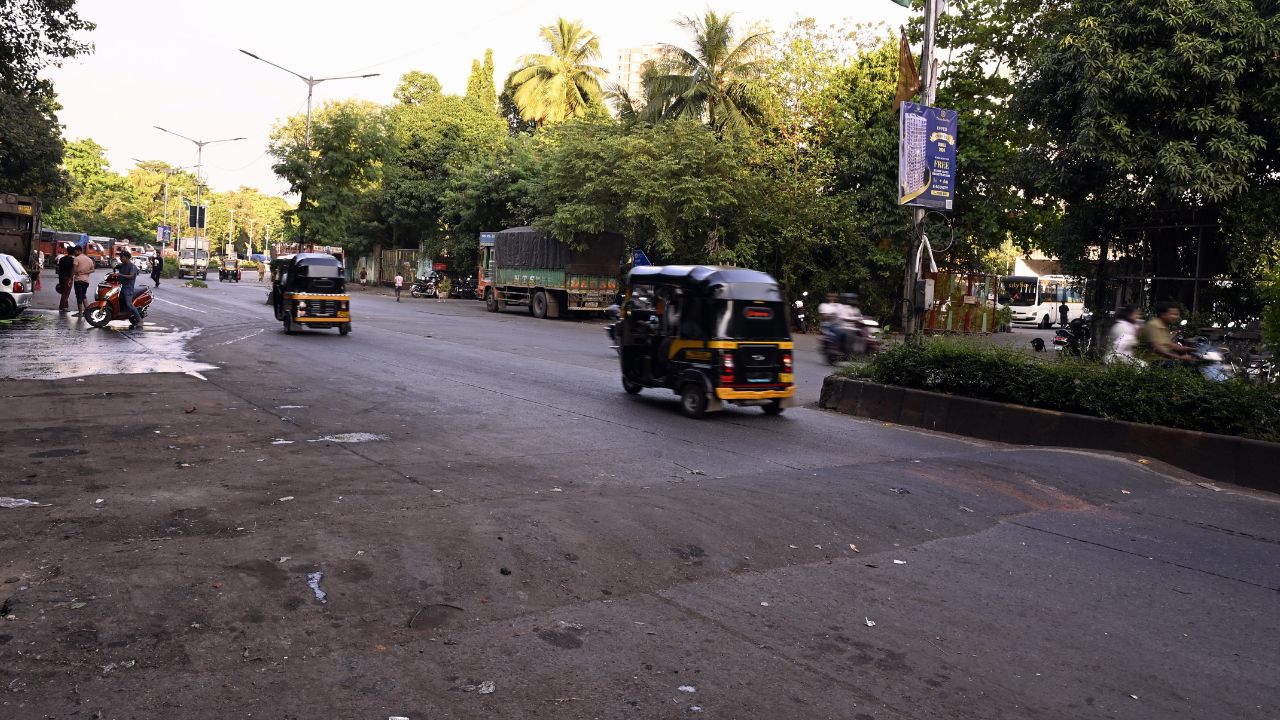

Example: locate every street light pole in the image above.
[131,160,193,252]
[153,128,245,272]
[238,50,379,244]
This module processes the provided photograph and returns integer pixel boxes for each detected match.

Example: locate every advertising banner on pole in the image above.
[156,225,172,244]
[898,102,958,211]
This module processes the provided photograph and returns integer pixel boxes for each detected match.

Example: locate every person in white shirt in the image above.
[818,293,864,355]
[1105,305,1144,366]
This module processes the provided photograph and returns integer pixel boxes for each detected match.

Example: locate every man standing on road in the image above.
[70,245,94,317]
[394,272,403,302]
[150,252,163,287]
[56,250,75,313]
[114,250,143,328]
[1059,302,1069,328]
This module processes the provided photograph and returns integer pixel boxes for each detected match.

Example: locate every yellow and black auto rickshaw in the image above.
[616,265,795,418]
[270,252,352,336]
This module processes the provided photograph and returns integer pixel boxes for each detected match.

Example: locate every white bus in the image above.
[999,274,1086,328]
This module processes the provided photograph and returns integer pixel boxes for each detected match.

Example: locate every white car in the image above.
[0,253,33,319]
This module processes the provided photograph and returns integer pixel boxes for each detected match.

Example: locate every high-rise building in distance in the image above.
[615,45,665,103]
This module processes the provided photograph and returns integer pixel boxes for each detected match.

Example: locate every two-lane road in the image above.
[1,274,1276,720]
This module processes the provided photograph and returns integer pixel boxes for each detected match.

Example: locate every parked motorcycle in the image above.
[409,274,438,299]
[85,273,153,328]
[451,275,477,299]
[1052,317,1094,357]
[791,291,810,333]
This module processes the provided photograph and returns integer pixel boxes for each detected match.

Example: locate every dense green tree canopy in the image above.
[0,0,93,199]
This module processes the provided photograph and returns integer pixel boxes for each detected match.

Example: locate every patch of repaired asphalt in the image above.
[0,310,217,380]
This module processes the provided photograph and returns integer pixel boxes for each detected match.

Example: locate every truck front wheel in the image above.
[485,288,501,313]
[531,290,548,319]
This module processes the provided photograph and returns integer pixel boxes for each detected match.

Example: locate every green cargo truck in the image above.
[480,227,624,318]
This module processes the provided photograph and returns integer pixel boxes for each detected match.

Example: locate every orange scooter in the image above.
[85,273,153,328]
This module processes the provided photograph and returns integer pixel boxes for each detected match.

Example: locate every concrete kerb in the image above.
[820,375,1280,493]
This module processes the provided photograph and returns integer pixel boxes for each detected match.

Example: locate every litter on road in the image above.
[893,559,907,565]
[865,618,876,627]
[0,497,48,508]
[478,681,496,694]
[307,571,327,604]
[678,685,697,693]
[278,496,295,502]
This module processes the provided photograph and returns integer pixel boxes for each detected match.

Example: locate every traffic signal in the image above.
[188,205,206,228]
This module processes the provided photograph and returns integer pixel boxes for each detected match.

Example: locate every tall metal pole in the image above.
[195,144,203,266]
[236,50,377,247]
[902,0,940,337]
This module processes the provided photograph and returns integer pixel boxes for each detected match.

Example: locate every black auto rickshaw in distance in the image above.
[616,265,795,418]
[269,252,352,335]
[218,257,241,283]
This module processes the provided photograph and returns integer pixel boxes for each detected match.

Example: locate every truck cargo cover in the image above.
[494,227,624,275]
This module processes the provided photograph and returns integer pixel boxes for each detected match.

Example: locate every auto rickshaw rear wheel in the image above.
[679,383,708,419]
[623,377,642,395]
[339,323,351,336]
[283,316,296,335]
[762,400,785,416]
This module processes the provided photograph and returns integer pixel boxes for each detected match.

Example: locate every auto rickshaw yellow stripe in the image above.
[666,339,795,358]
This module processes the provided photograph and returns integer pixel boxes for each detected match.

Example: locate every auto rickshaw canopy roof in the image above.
[627,265,782,301]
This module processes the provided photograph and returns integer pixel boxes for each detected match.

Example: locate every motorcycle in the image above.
[409,274,438,299]
[1180,336,1234,382]
[1053,317,1094,357]
[85,273,153,328]
[791,291,810,332]
[820,318,881,365]
[451,275,477,299]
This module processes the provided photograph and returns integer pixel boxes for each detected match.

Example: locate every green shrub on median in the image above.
[845,338,1280,442]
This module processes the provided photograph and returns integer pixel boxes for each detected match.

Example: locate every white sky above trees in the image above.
[49,0,908,197]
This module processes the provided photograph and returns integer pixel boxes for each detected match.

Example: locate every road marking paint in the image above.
[152,296,208,314]
[213,328,265,346]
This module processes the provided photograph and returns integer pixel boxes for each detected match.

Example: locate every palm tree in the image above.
[646,11,773,134]
[508,18,607,125]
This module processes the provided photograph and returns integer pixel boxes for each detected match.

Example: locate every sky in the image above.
[48,0,910,198]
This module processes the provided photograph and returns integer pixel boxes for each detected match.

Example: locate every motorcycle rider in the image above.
[114,250,144,328]
[818,292,864,356]
[1138,301,1194,366]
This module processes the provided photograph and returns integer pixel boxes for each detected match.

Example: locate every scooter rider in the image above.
[818,292,864,355]
[114,250,144,328]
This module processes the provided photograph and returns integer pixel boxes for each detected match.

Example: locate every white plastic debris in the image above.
[893,559,907,565]
[307,572,327,604]
[0,497,48,509]
[678,685,697,693]
[760,601,770,607]
[864,618,876,627]
[271,439,294,445]
[478,680,495,694]
[278,496,295,502]
[309,432,388,444]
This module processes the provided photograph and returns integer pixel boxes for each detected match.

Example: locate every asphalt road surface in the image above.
[1,274,1277,720]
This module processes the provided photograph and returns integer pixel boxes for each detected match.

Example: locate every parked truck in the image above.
[177,235,209,279]
[0,192,41,271]
[480,227,624,318]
